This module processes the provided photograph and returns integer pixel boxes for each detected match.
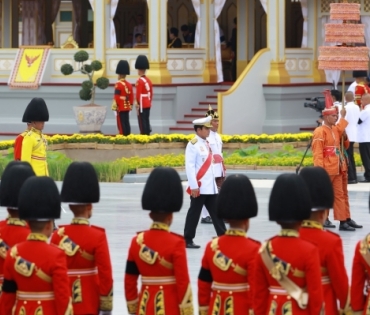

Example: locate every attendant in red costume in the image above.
[353,70,370,108]
[198,174,260,315]
[124,167,194,315]
[0,176,73,315]
[253,174,324,315]
[299,167,350,315]
[312,90,362,231]
[112,60,133,136]
[14,123,31,160]
[50,162,113,315]
[135,55,153,135]
[0,162,34,292]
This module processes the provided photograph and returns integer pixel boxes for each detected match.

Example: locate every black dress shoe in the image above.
[186,242,201,249]
[201,216,213,224]
[339,222,355,231]
[323,219,336,228]
[348,180,358,184]
[347,219,363,228]
[360,179,370,183]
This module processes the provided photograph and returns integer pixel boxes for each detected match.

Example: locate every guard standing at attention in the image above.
[350,191,370,314]
[112,60,133,136]
[184,116,226,249]
[0,162,34,292]
[253,173,324,315]
[0,176,73,315]
[20,98,49,176]
[50,162,114,315]
[299,167,351,315]
[135,55,153,135]
[198,174,260,315]
[124,167,194,315]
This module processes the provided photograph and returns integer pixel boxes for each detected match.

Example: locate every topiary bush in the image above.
[60,50,110,105]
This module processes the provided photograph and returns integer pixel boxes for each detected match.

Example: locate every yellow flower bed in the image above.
[0,133,313,150]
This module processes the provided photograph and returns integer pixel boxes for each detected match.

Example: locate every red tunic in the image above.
[299,220,349,314]
[351,234,370,313]
[0,218,30,291]
[14,131,27,161]
[50,218,113,314]
[253,230,323,315]
[135,75,153,109]
[114,79,134,112]
[355,82,370,107]
[0,233,73,315]
[124,222,193,315]
[197,229,260,315]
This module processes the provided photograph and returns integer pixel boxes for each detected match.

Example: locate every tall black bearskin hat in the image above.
[61,162,100,204]
[116,60,130,75]
[217,174,258,220]
[0,162,35,209]
[269,173,311,222]
[142,167,183,212]
[22,98,49,123]
[299,167,334,211]
[205,104,219,119]
[18,177,61,220]
[353,70,367,78]
[135,55,150,70]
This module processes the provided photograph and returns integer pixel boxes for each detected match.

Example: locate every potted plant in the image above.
[60,50,110,133]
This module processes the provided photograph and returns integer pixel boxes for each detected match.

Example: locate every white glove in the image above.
[114,111,117,117]
[99,311,112,315]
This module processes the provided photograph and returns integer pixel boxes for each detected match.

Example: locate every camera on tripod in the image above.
[303,97,326,113]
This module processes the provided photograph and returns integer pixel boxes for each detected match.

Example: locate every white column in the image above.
[146,0,171,84]
[238,0,249,75]
[267,0,290,84]
[93,0,105,61]
[202,0,217,83]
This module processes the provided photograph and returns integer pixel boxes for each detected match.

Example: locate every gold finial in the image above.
[208,104,212,111]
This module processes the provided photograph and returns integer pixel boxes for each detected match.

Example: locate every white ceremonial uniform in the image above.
[345,101,360,142]
[348,81,357,95]
[208,130,225,177]
[185,135,217,195]
[358,104,370,143]
[133,24,147,44]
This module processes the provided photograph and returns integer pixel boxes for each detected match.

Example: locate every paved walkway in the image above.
[49,180,370,314]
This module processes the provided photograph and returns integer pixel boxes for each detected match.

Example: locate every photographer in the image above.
[312,90,362,231]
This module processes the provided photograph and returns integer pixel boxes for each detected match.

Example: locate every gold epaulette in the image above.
[190,137,198,145]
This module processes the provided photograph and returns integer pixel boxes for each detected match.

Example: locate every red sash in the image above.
[186,150,213,195]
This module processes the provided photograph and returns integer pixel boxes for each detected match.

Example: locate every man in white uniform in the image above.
[201,106,226,224]
[345,91,360,183]
[358,93,370,182]
[184,116,226,248]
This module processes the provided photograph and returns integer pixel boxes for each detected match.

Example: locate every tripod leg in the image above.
[296,138,313,174]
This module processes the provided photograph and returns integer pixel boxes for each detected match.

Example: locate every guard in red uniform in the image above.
[0,162,34,292]
[350,190,370,314]
[124,167,194,315]
[198,174,259,315]
[112,60,133,136]
[135,55,153,135]
[253,174,324,315]
[14,124,31,160]
[0,176,73,315]
[50,162,113,315]
[354,70,370,108]
[299,167,350,314]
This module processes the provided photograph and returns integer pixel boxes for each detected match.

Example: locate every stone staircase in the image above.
[169,86,231,134]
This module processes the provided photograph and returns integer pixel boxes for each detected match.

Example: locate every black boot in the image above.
[323,219,335,228]
[346,218,363,228]
[339,221,355,231]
